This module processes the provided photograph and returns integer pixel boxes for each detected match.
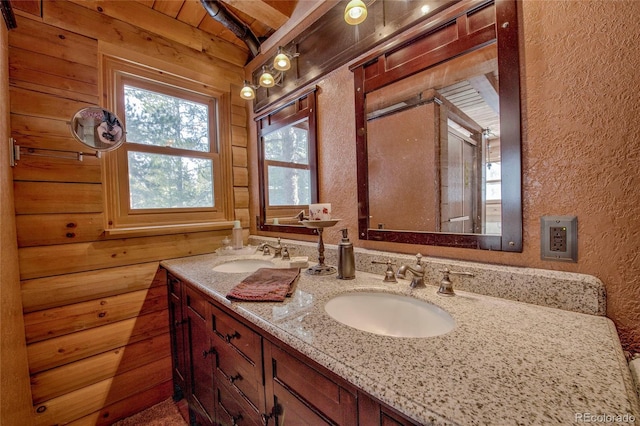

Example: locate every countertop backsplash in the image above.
[249,235,606,316]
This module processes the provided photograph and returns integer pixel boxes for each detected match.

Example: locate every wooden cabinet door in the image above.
[264,341,357,426]
[167,272,188,401]
[186,289,215,424]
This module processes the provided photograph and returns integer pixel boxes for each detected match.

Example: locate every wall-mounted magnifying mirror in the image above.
[70,107,126,151]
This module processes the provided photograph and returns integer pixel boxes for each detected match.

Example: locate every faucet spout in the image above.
[396,254,425,288]
[258,237,283,257]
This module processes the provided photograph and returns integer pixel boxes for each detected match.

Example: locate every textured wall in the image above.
[251,0,640,353]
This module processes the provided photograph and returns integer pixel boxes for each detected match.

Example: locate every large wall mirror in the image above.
[257,88,319,235]
[352,0,522,251]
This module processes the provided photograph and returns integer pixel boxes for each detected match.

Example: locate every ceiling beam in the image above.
[220,0,289,29]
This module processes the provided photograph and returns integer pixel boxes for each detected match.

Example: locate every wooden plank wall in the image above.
[8,2,250,424]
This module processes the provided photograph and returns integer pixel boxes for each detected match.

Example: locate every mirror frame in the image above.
[351,0,522,251]
[256,87,319,236]
[70,107,126,152]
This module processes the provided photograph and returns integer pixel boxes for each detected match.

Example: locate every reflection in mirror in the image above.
[366,44,500,235]
[70,107,126,151]
[352,0,521,251]
[257,89,318,235]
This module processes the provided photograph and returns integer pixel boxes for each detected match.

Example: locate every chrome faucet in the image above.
[396,254,426,288]
[258,237,283,257]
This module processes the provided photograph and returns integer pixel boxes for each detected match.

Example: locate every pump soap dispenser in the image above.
[337,228,355,280]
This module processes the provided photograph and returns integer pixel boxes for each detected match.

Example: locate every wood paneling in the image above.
[27,310,168,374]
[18,231,221,279]
[12,155,102,184]
[14,182,103,215]
[21,262,163,313]
[43,0,244,81]
[65,380,174,426]
[31,334,171,404]
[24,286,168,343]
[232,145,248,167]
[1,16,36,426]
[16,213,105,247]
[7,7,249,423]
[32,357,172,426]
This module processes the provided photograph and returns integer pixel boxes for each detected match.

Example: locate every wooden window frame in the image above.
[102,56,233,232]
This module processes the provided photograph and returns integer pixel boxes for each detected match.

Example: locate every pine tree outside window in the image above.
[103,57,232,231]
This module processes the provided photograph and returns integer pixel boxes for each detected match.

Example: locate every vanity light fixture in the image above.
[241,47,299,101]
[344,0,367,25]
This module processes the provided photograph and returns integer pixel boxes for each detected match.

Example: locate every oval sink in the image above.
[212,259,275,273]
[324,292,455,338]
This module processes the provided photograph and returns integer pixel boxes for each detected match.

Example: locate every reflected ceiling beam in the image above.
[220,0,290,30]
[468,74,499,114]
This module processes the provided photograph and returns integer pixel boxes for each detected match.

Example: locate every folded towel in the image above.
[226,268,300,302]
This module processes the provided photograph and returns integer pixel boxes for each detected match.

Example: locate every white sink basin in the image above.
[212,259,275,273]
[324,292,455,338]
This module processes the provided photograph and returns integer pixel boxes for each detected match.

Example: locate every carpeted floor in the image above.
[112,398,188,426]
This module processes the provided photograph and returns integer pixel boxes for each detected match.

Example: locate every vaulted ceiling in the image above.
[136,0,298,54]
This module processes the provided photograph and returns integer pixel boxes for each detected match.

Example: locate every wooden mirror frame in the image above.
[351,0,522,251]
[256,88,319,236]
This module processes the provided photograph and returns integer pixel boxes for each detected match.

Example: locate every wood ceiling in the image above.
[135,0,297,53]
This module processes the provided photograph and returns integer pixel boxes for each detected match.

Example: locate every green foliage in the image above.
[124,85,214,209]
[263,122,310,206]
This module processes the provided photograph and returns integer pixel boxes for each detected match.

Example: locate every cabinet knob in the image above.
[202,347,215,358]
[229,373,242,384]
[231,414,243,425]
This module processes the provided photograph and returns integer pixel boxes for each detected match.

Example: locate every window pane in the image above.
[486,181,501,201]
[486,162,501,181]
[124,85,210,152]
[268,165,310,206]
[128,152,214,209]
[264,121,309,164]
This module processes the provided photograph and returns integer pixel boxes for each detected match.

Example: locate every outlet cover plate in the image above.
[540,216,577,262]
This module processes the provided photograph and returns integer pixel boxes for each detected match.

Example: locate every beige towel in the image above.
[226,268,300,302]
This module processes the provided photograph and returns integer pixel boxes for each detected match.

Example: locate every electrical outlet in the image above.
[541,216,577,262]
[549,226,567,252]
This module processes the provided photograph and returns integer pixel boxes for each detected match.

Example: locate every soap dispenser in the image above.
[337,228,355,280]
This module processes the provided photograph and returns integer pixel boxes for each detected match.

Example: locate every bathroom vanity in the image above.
[162,245,639,425]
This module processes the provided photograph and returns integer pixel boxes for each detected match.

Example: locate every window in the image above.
[257,89,318,233]
[103,58,231,230]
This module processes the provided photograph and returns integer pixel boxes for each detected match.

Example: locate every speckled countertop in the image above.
[162,252,639,425]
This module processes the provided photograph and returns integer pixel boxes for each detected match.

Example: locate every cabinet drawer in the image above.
[186,287,208,319]
[210,303,261,364]
[267,344,356,425]
[216,379,263,426]
[214,338,263,410]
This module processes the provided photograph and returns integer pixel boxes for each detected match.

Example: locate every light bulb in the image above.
[259,69,275,88]
[344,0,367,25]
[240,83,255,100]
[273,52,291,71]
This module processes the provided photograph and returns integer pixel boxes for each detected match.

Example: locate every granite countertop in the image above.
[162,252,640,425]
